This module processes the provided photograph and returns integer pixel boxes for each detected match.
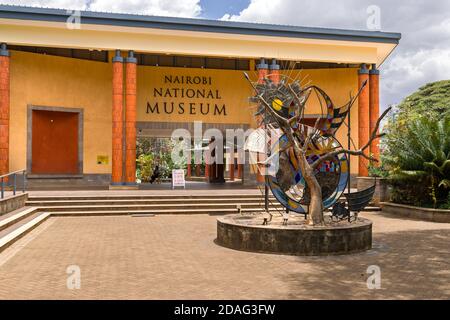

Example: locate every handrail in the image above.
[1,169,27,199]
[0,169,26,179]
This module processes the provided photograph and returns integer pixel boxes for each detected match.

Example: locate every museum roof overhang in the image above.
[0,5,401,66]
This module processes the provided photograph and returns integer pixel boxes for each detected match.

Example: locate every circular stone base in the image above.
[216,214,372,256]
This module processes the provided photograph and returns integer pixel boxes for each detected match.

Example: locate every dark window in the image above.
[158,55,174,66]
[205,58,222,69]
[89,50,108,62]
[276,59,359,70]
[135,53,250,70]
[175,56,191,68]
[137,53,158,66]
[9,45,108,62]
[191,57,206,68]
[237,59,250,70]
[72,49,91,60]
[222,59,236,70]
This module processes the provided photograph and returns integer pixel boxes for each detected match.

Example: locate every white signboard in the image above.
[172,169,186,189]
[244,128,282,177]
[244,128,282,153]
[244,128,268,153]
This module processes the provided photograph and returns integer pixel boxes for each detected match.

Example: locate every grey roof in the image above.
[0,5,401,44]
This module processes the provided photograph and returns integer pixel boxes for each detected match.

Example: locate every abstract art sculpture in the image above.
[244,71,391,226]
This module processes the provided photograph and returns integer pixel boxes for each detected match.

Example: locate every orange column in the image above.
[195,164,201,176]
[205,146,210,181]
[255,58,269,184]
[187,151,191,178]
[269,58,280,83]
[205,163,210,180]
[257,58,268,84]
[358,64,370,177]
[229,151,235,181]
[0,44,9,178]
[369,64,380,162]
[111,50,124,185]
[125,51,137,185]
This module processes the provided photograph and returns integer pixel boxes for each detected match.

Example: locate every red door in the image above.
[31,110,79,174]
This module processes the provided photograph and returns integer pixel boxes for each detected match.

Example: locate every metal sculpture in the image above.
[244,71,391,226]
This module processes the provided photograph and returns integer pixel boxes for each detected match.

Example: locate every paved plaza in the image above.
[0,211,448,299]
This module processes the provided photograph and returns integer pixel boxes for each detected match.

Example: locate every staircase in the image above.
[24,193,285,216]
[0,192,380,253]
[0,193,284,252]
[0,207,50,252]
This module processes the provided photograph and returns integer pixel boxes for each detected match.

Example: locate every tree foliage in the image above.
[136,137,182,181]
[396,80,450,119]
[382,80,450,208]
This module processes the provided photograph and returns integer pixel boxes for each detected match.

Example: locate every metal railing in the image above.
[0,169,26,199]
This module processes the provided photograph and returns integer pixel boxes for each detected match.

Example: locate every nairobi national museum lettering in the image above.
[146,75,227,116]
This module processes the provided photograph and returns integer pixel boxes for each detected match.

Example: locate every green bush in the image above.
[136,137,188,181]
[380,80,450,208]
[440,193,450,209]
[382,116,450,208]
[136,154,155,183]
[368,160,389,178]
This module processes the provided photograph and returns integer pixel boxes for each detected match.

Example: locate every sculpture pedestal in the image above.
[216,214,372,256]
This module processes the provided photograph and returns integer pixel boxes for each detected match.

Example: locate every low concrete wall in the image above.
[26,174,110,190]
[380,202,450,223]
[0,193,28,215]
[357,177,390,204]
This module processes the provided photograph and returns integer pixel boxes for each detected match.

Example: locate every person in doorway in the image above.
[150,165,161,184]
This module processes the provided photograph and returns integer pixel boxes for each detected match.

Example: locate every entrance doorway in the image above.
[28,107,83,175]
[136,137,176,183]
[135,122,247,186]
[135,135,242,185]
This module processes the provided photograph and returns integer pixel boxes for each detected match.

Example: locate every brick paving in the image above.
[0,211,448,299]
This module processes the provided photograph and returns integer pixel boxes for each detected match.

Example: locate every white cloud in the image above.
[0,0,202,17]
[382,49,450,104]
[222,0,450,108]
[89,0,201,17]
[0,0,87,10]
[2,0,448,107]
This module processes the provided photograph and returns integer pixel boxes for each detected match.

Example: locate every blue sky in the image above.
[200,0,249,19]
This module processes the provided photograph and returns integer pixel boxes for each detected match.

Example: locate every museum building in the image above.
[0,5,401,187]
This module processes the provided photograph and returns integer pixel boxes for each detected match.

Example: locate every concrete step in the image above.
[27,194,274,201]
[25,197,276,207]
[30,202,284,212]
[29,202,378,214]
[0,212,50,253]
[49,206,287,217]
[0,207,38,232]
[27,199,379,213]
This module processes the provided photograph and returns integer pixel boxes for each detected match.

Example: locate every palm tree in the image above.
[383,116,450,207]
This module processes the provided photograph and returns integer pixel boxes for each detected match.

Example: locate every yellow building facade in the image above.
[0,5,400,187]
